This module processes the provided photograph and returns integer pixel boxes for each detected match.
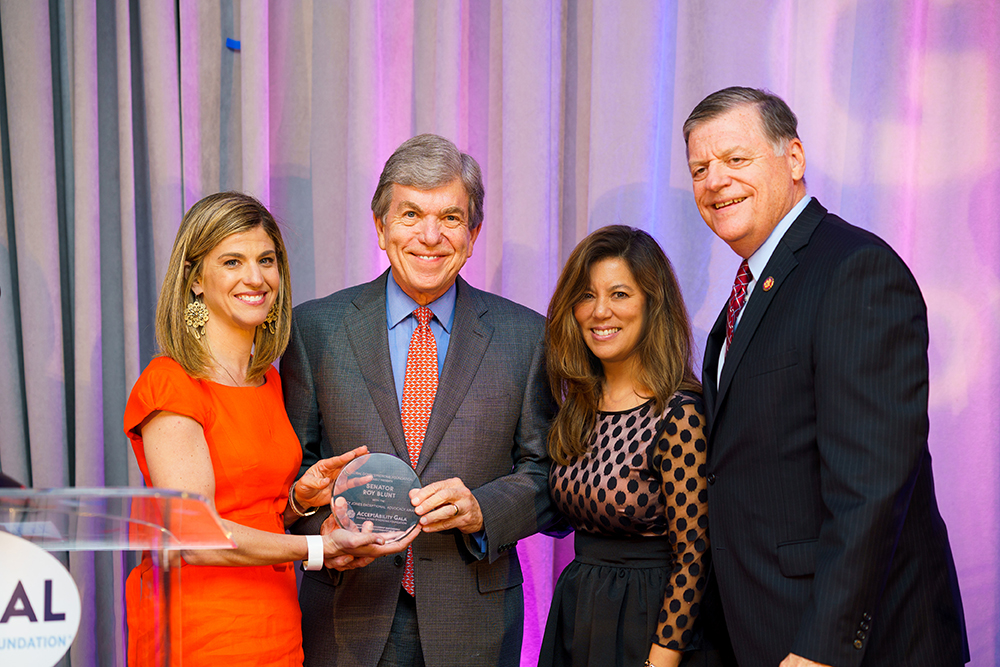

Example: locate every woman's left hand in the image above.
[293,446,369,511]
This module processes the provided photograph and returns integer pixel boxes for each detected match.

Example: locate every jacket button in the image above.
[856,631,866,640]
[861,621,870,631]
[707,473,716,485]
[393,555,404,567]
[853,639,863,650]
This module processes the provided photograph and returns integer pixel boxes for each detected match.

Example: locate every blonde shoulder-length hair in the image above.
[155,191,293,384]
[545,225,701,465]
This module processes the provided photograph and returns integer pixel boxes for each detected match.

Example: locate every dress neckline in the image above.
[203,373,269,389]
[596,398,653,416]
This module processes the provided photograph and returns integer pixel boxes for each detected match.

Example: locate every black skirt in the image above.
[538,532,674,667]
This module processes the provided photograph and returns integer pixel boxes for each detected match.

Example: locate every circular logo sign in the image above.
[0,531,81,666]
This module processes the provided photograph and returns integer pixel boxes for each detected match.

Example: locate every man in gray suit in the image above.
[281,134,556,667]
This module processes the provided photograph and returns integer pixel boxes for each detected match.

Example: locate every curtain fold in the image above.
[1,1,997,665]
[3,0,68,490]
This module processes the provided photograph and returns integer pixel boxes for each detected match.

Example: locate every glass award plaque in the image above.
[332,453,420,542]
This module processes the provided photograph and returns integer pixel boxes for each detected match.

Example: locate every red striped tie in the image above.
[400,306,437,595]
[726,259,752,350]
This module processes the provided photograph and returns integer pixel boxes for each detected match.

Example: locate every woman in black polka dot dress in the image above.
[538,226,709,667]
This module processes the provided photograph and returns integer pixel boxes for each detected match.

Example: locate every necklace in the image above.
[205,345,274,445]
[213,357,249,387]
[205,340,254,387]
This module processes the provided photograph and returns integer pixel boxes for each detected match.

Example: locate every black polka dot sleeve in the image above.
[652,394,709,649]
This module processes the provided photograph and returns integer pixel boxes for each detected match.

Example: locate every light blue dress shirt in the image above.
[385,269,456,409]
[385,271,487,550]
[718,195,812,385]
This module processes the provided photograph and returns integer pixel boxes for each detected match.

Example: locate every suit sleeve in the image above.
[280,313,325,479]
[791,245,929,665]
[472,334,559,563]
[279,311,333,537]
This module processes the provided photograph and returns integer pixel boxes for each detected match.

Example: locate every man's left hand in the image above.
[411,477,483,534]
[779,654,832,667]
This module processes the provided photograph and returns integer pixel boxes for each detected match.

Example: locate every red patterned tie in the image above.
[725,259,752,350]
[400,306,437,595]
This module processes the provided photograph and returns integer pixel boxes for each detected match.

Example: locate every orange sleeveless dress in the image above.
[124,356,304,666]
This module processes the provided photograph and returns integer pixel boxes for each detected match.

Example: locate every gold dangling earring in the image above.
[260,302,278,335]
[184,297,210,340]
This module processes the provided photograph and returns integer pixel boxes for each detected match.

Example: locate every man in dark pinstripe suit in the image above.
[683,88,968,667]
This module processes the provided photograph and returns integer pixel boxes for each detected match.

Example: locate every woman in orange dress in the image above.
[124,192,416,666]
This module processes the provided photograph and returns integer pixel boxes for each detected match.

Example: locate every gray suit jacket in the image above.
[281,270,556,667]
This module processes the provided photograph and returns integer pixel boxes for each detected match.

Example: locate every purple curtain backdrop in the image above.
[1,2,997,665]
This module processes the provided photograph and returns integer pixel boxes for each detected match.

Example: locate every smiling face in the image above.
[573,257,646,371]
[192,226,279,337]
[375,178,481,305]
[687,105,806,258]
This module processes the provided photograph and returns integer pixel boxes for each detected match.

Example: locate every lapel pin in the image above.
[762,276,775,292]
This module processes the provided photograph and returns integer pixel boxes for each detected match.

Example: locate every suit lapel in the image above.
[703,307,726,422]
[714,199,827,412]
[415,276,491,475]
[344,270,410,461]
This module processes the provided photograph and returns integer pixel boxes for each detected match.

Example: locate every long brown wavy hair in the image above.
[546,225,700,464]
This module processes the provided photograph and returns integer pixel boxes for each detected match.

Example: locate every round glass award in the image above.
[332,453,420,542]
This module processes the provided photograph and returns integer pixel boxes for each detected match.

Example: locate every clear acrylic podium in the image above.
[0,487,235,666]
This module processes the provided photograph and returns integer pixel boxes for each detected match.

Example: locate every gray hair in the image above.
[683,87,799,156]
[371,134,486,231]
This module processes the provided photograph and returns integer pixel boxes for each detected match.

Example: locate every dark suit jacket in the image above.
[280,271,556,667]
[702,199,968,667]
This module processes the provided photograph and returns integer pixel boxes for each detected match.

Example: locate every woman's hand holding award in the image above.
[332,453,420,542]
